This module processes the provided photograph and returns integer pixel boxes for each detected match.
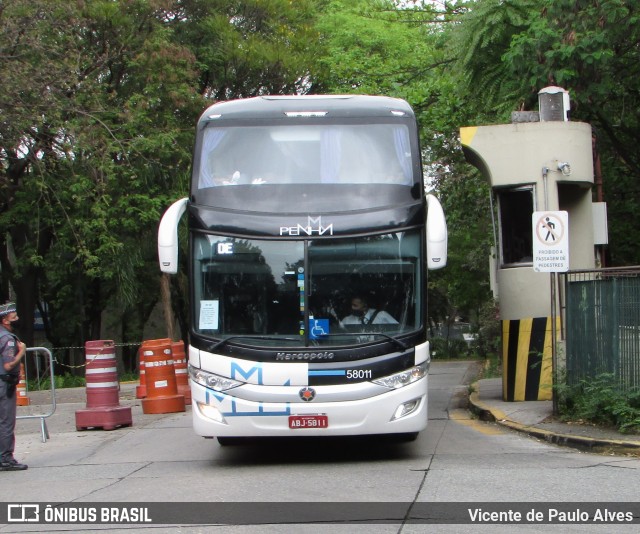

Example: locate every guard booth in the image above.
[460,87,608,401]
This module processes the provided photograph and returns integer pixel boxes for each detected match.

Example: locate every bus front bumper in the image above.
[190,378,428,438]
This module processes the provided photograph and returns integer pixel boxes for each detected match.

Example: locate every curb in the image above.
[468,387,640,457]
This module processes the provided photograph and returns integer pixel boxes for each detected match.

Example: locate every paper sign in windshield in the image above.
[199,300,219,330]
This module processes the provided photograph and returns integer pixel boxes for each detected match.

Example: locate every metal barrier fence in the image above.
[16,347,56,443]
[561,266,640,391]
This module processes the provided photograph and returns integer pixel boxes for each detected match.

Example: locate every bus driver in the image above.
[341,296,398,326]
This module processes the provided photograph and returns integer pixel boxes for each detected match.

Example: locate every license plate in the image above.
[289,414,329,429]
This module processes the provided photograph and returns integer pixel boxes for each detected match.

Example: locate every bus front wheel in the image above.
[217,436,244,446]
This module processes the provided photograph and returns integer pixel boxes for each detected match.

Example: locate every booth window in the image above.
[497,188,534,266]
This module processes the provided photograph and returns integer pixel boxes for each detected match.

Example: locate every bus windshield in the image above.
[193,229,422,348]
[197,123,414,189]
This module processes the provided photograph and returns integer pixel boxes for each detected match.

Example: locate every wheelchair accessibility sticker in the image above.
[309,319,330,340]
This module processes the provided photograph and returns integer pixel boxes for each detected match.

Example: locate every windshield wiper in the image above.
[314,332,408,352]
[209,335,301,352]
[208,332,408,352]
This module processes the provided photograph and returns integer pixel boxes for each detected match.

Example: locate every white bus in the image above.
[158,95,447,444]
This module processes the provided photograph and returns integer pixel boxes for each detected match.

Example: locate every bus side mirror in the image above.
[426,194,447,269]
[158,197,188,274]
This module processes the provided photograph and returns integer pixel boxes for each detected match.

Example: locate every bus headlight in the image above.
[189,364,242,391]
[196,402,227,424]
[372,362,429,389]
[391,397,422,420]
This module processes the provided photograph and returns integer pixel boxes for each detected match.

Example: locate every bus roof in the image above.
[198,95,415,123]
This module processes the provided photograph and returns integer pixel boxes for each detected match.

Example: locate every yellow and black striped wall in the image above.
[502,317,557,401]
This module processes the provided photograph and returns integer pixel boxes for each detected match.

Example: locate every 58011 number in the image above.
[346,369,372,380]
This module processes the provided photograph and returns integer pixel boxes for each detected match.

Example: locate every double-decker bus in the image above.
[158,95,447,443]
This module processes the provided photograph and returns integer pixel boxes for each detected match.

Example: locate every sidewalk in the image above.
[469,377,640,456]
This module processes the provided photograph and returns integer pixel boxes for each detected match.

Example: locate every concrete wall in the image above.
[460,121,593,191]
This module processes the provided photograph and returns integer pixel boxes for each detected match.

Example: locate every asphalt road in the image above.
[6,361,640,533]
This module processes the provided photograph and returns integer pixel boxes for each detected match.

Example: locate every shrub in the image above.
[472,300,501,358]
[556,373,640,434]
[430,337,471,359]
[28,373,85,391]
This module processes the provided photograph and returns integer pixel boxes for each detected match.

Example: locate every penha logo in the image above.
[279,216,333,236]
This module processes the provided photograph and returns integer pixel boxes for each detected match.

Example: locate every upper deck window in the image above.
[197,123,413,189]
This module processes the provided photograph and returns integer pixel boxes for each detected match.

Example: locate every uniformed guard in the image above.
[0,302,28,471]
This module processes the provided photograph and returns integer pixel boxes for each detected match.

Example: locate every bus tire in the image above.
[217,437,243,446]
[394,432,419,443]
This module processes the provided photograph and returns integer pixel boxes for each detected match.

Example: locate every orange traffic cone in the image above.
[16,363,30,406]
[141,339,185,414]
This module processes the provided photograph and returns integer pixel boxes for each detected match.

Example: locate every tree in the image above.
[0,0,201,368]
[505,0,640,265]
[0,0,328,370]
[310,1,492,327]
[450,0,539,118]
[451,0,640,265]
[168,0,321,98]
[312,0,450,95]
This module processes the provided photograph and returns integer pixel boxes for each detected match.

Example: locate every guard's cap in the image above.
[0,302,16,317]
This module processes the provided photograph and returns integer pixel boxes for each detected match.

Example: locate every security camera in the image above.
[557,162,571,176]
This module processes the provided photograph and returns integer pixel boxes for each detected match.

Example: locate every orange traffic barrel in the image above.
[75,340,132,431]
[135,345,147,399]
[136,338,172,399]
[141,339,185,414]
[16,363,30,406]
[171,341,191,405]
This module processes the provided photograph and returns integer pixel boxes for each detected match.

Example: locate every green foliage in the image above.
[0,0,203,351]
[1,0,318,357]
[314,0,441,95]
[480,354,502,380]
[28,373,86,391]
[29,371,139,390]
[451,0,640,265]
[430,336,471,359]
[119,371,139,383]
[171,0,320,98]
[451,0,539,118]
[312,1,496,327]
[471,299,501,358]
[556,374,640,434]
[433,171,494,320]
[429,297,500,361]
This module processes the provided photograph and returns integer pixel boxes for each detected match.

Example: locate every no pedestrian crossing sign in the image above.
[532,211,569,272]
